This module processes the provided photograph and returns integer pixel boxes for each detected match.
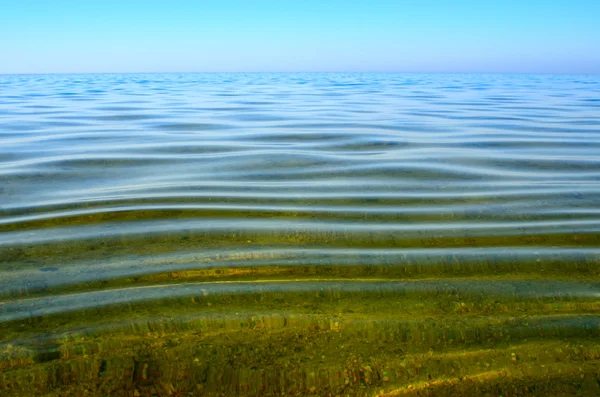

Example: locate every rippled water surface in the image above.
[1,73,600,396]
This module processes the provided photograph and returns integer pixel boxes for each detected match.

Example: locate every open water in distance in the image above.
[1,73,600,396]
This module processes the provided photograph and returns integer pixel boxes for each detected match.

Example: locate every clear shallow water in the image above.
[1,73,600,396]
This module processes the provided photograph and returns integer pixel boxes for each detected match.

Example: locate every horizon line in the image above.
[2,70,600,76]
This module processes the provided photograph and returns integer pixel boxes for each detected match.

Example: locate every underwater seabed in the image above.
[1,266,599,396]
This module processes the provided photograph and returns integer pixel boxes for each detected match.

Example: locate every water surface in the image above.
[1,73,600,396]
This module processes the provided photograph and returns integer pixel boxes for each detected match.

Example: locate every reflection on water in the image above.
[1,73,600,396]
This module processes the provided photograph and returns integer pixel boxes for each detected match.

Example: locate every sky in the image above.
[1,0,599,74]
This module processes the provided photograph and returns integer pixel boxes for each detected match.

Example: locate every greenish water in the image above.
[1,73,599,396]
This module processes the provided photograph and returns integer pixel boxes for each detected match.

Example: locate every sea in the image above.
[1,73,599,396]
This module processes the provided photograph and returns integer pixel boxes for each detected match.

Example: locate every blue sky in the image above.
[1,0,599,74]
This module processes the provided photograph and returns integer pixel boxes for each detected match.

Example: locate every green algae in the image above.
[1,276,599,396]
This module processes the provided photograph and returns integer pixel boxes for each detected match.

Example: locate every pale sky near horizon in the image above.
[1,0,599,74]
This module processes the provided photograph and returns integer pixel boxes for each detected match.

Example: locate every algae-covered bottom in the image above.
[1,73,600,395]
[2,270,600,396]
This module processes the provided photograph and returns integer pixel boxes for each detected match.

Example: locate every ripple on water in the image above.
[1,73,600,396]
